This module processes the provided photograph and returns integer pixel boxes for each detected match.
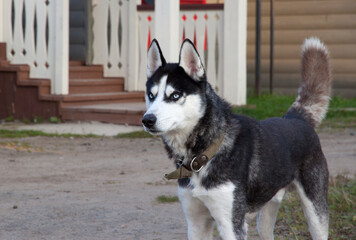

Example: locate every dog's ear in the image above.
[147,39,166,79]
[179,39,205,81]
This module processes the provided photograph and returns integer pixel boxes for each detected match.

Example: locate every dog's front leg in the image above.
[196,182,247,240]
[178,186,215,240]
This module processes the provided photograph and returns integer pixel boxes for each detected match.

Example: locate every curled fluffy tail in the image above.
[288,37,332,128]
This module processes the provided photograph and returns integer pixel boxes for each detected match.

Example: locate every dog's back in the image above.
[247,38,331,239]
[246,37,331,199]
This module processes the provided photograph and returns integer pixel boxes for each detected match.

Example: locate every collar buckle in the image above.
[190,155,207,173]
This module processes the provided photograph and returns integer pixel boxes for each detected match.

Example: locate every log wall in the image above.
[247,0,356,97]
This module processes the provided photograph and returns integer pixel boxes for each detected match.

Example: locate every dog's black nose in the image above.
[142,114,157,128]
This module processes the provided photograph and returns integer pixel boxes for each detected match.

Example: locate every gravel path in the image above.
[0,128,355,239]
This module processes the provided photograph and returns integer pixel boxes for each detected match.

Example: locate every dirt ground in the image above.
[0,128,355,240]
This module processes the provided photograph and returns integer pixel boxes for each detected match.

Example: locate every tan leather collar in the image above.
[165,134,225,180]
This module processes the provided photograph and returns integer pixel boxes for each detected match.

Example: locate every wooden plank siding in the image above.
[247,0,356,97]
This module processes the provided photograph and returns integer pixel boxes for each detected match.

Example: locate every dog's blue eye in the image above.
[148,92,154,100]
[171,92,181,101]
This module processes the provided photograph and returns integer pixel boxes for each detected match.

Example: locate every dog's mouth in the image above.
[143,127,163,135]
[147,130,163,135]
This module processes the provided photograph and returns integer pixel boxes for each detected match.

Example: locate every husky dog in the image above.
[142,38,331,240]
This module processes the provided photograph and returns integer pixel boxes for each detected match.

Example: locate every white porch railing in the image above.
[137,9,155,91]
[91,0,129,78]
[1,0,246,104]
[1,0,69,94]
[179,10,224,93]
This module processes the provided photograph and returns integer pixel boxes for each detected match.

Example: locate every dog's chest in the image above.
[186,176,237,218]
[189,173,234,199]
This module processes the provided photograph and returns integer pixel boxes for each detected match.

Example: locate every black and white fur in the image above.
[142,37,331,240]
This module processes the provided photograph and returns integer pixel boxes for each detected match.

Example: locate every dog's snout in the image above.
[142,114,157,128]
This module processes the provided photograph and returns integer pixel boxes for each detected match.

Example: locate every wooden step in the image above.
[1,41,147,123]
[0,43,6,60]
[61,102,146,125]
[69,78,124,94]
[69,61,85,66]
[69,65,104,79]
[53,91,145,107]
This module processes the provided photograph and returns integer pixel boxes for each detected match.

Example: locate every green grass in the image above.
[233,94,295,120]
[324,96,356,128]
[0,129,154,139]
[0,141,44,152]
[233,94,356,128]
[0,129,100,138]
[116,131,154,138]
[274,176,356,239]
[49,116,60,123]
[156,195,179,204]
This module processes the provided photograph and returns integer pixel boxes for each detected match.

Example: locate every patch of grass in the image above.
[0,141,44,152]
[233,94,295,120]
[5,116,14,122]
[0,129,100,138]
[233,94,356,128]
[323,96,356,128]
[117,131,154,138]
[49,116,60,123]
[32,116,44,124]
[156,195,179,204]
[22,118,31,124]
[0,129,154,139]
[275,176,356,239]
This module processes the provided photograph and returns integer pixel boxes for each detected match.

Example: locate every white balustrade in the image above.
[91,0,129,78]
[2,0,69,94]
[179,10,224,93]
[1,0,246,104]
[137,10,155,91]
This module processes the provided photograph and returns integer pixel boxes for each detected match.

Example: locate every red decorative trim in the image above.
[182,27,186,43]
[147,27,151,51]
[194,26,197,47]
[182,14,187,21]
[204,25,207,51]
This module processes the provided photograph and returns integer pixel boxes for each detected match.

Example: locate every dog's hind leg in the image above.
[178,186,214,240]
[294,154,329,240]
[256,188,285,240]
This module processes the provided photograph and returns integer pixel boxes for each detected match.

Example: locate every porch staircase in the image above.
[0,43,146,125]
[60,62,146,125]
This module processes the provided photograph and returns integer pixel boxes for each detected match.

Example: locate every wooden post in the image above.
[0,1,4,42]
[51,0,69,95]
[255,0,261,96]
[269,0,274,94]
[154,0,179,62]
[223,0,247,105]
[127,0,141,91]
